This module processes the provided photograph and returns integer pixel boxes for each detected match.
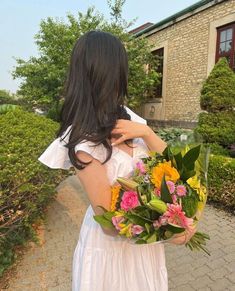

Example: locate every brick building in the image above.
[134,0,235,128]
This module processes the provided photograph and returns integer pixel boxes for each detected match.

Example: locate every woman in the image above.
[38,30,196,291]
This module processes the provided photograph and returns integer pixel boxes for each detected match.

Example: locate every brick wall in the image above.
[144,0,235,125]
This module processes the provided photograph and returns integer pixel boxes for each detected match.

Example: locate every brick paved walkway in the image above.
[3,175,235,291]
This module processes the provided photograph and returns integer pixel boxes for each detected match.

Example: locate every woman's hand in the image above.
[111,119,167,154]
[168,224,197,245]
[111,119,151,145]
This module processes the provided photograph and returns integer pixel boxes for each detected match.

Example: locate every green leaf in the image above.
[145,223,150,234]
[180,166,196,182]
[162,146,173,162]
[181,189,199,217]
[146,232,157,243]
[103,211,115,221]
[125,213,152,227]
[182,144,201,170]
[174,152,183,171]
[166,223,185,233]
[160,175,173,203]
[93,215,114,228]
[135,239,147,244]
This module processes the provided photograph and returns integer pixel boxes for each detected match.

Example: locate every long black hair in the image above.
[56,30,132,170]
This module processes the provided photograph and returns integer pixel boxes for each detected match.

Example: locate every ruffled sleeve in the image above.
[38,127,107,169]
[38,138,72,170]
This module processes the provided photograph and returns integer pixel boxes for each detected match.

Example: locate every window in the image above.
[216,22,235,70]
[151,48,164,98]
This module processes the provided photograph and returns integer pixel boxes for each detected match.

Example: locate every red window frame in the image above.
[215,22,235,71]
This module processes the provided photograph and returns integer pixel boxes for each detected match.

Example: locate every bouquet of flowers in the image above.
[94,143,210,255]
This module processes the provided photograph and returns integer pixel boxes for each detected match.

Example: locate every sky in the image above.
[0,0,199,93]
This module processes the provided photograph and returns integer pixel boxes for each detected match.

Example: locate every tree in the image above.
[200,57,235,112]
[12,1,160,117]
[196,57,235,149]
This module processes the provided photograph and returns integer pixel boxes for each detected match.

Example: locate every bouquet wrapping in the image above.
[94,143,210,255]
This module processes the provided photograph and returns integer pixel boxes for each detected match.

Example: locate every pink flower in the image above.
[112,216,125,230]
[131,224,144,235]
[153,216,168,228]
[162,203,194,229]
[120,191,140,211]
[166,181,175,194]
[136,161,147,174]
[172,194,177,204]
[176,185,187,197]
[154,188,161,197]
[159,216,168,225]
[153,220,161,228]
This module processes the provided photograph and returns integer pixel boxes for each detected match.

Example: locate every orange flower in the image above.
[110,185,121,211]
[151,161,180,188]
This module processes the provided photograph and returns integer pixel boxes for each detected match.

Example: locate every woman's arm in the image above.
[142,127,167,154]
[75,151,119,237]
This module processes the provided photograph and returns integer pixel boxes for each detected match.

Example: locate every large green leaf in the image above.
[173,151,183,171]
[180,165,196,182]
[166,223,185,233]
[181,189,199,217]
[146,232,158,243]
[125,212,153,226]
[182,144,201,170]
[160,175,173,203]
[93,215,114,228]
[103,211,115,221]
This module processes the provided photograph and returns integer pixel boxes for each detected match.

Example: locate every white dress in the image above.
[38,106,168,291]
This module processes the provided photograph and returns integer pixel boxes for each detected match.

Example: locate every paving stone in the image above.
[191,275,213,289]
[207,277,234,291]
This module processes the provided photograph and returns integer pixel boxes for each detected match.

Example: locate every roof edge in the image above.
[134,0,228,37]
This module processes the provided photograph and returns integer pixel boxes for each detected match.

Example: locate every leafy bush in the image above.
[157,128,194,144]
[0,104,20,114]
[207,143,229,156]
[46,99,64,122]
[0,108,70,277]
[195,112,235,147]
[200,57,235,112]
[208,155,235,211]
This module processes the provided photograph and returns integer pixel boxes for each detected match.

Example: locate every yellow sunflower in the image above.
[151,161,180,188]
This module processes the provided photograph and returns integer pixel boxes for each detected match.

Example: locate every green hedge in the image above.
[208,155,235,211]
[0,108,70,277]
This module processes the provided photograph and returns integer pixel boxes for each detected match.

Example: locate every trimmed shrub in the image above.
[195,112,235,147]
[0,107,70,277]
[196,57,235,153]
[208,155,235,211]
[200,57,235,112]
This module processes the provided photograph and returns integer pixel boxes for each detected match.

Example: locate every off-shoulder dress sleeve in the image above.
[38,136,107,170]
